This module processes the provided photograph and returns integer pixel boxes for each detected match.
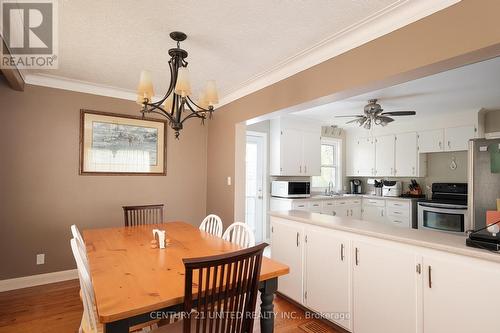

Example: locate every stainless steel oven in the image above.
[418,202,469,234]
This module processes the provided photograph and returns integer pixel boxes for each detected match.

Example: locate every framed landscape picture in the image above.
[79,110,167,175]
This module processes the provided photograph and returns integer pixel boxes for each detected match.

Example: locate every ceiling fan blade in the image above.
[335,115,364,118]
[381,111,416,116]
[346,117,365,124]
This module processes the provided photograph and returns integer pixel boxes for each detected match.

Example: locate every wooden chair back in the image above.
[182,243,268,333]
[122,204,164,227]
[222,222,256,248]
[199,214,223,237]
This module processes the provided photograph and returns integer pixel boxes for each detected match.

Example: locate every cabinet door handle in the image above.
[304,165,307,173]
[299,165,302,173]
[428,266,432,288]
[332,211,336,216]
[447,141,451,149]
[390,167,393,175]
[439,141,442,149]
[340,243,345,261]
[355,247,359,266]
[416,263,421,274]
[381,210,384,217]
[296,232,299,247]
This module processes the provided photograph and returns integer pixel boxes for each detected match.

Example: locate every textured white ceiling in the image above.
[292,56,500,125]
[28,0,405,99]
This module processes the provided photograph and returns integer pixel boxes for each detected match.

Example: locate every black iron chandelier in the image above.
[136,31,218,139]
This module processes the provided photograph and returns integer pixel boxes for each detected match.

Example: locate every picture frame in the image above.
[79,109,167,175]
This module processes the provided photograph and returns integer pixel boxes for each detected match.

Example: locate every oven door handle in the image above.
[418,203,467,210]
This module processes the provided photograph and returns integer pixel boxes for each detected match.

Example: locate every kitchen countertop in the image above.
[271,194,422,201]
[269,210,500,264]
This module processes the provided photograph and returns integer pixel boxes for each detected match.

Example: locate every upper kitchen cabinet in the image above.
[444,125,476,151]
[395,132,424,177]
[417,129,444,153]
[346,137,375,176]
[417,125,476,153]
[374,134,395,176]
[270,118,321,176]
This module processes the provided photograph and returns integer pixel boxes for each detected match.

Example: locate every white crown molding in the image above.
[24,73,139,101]
[0,269,78,292]
[23,0,460,107]
[218,0,461,106]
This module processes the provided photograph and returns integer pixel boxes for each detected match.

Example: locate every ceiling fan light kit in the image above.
[137,31,218,139]
[337,98,416,130]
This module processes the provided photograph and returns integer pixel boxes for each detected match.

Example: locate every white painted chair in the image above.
[70,238,100,333]
[222,222,256,248]
[199,214,223,237]
[71,225,88,262]
[71,238,158,333]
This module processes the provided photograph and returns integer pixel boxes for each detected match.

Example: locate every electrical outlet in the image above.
[36,253,45,265]
[227,176,232,186]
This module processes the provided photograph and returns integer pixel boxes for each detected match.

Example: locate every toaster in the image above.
[382,181,402,197]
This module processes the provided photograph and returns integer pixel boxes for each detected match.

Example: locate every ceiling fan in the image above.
[336,99,416,129]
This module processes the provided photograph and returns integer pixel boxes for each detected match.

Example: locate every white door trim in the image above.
[246,131,268,242]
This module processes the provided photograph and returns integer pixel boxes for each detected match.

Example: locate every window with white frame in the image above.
[312,139,341,190]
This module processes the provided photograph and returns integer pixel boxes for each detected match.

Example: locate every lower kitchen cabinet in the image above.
[422,252,500,333]
[361,204,385,223]
[305,227,351,330]
[352,239,419,333]
[270,218,304,303]
[271,215,500,333]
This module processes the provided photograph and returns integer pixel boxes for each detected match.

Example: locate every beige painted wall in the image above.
[0,84,208,279]
[206,0,500,224]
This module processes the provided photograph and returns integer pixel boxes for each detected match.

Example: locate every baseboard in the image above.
[0,269,78,292]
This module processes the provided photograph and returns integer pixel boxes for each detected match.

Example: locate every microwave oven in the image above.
[271,181,310,198]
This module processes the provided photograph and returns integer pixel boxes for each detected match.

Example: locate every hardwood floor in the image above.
[0,280,341,333]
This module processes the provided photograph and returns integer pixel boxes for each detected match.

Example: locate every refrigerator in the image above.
[468,138,500,230]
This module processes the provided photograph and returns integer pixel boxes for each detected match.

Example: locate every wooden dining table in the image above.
[83,221,289,333]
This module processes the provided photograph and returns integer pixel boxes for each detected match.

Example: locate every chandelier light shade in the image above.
[137,31,217,138]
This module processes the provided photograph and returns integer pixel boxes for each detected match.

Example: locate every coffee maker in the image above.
[350,179,362,194]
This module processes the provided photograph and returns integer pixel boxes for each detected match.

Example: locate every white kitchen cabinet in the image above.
[361,205,385,223]
[374,134,395,176]
[422,252,500,333]
[352,239,419,333]
[417,125,475,153]
[362,198,385,223]
[417,129,444,153]
[302,131,321,176]
[280,128,303,175]
[270,119,321,176]
[270,218,304,303]
[349,205,362,219]
[444,125,475,151]
[395,132,418,177]
[353,137,376,176]
[305,227,351,330]
[308,201,322,213]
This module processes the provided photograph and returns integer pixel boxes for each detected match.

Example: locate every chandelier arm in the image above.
[144,104,174,122]
[153,57,181,106]
[186,96,213,112]
[180,111,205,125]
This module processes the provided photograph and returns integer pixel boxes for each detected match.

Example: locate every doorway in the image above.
[245,131,267,243]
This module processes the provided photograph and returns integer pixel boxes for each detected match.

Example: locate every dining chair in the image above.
[71,237,158,333]
[153,243,268,333]
[199,214,223,237]
[123,204,164,227]
[71,224,89,264]
[222,222,256,248]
